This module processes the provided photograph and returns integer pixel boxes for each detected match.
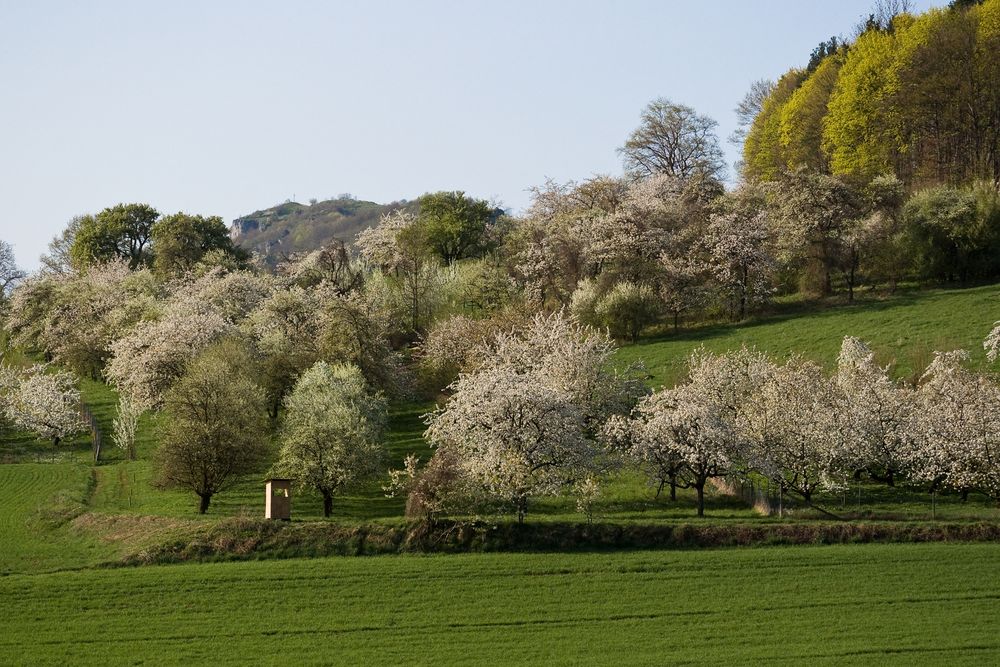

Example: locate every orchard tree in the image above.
[107,301,231,410]
[425,365,596,522]
[355,210,415,272]
[985,319,1000,363]
[154,341,269,514]
[704,203,775,321]
[0,364,86,446]
[768,170,864,296]
[279,241,361,293]
[106,269,272,410]
[620,98,726,182]
[244,285,325,416]
[113,394,141,461]
[744,357,850,510]
[913,350,1000,500]
[593,281,660,342]
[425,311,643,521]
[479,311,647,430]
[5,261,158,379]
[657,254,710,331]
[836,336,916,485]
[626,378,740,518]
[604,413,685,501]
[275,362,387,518]
[616,348,763,517]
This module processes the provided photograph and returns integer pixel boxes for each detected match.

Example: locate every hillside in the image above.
[618,283,1000,387]
[230,196,415,263]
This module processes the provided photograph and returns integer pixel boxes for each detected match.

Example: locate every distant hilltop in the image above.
[230,196,416,264]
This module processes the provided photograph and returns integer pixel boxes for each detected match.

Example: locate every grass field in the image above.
[619,284,1000,386]
[0,463,111,574]
[2,543,999,665]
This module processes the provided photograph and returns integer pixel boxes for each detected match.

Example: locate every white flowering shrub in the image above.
[112,393,141,460]
[424,311,643,521]
[744,357,851,507]
[836,336,916,485]
[0,364,86,446]
[913,350,1000,500]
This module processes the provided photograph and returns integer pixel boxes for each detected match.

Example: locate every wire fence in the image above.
[714,475,778,516]
[80,404,102,463]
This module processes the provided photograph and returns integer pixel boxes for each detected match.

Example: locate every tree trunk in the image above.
[695,483,705,517]
[673,311,679,332]
[670,474,677,502]
[323,491,333,518]
[516,496,528,524]
[53,436,61,447]
[198,493,212,514]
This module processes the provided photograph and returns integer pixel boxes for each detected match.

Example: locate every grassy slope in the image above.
[0,464,112,574]
[2,543,999,665]
[87,402,435,521]
[6,283,1000,571]
[618,284,1000,387]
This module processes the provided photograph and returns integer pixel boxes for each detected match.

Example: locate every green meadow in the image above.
[2,544,999,665]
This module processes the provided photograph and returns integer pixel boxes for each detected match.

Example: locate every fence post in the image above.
[80,404,102,463]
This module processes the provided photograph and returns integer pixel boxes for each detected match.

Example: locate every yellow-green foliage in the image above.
[754,1,1000,187]
[742,69,806,181]
[822,26,901,182]
[779,55,842,172]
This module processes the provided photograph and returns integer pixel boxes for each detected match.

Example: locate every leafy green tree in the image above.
[903,183,1000,282]
[416,191,495,264]
[822,25,902,182]
[151,212,246,277]
[779,55,842,173]
[275,361,387,517]
[742,70,807,181]
[70,203,159,269]
[594,281,661,343]
[154,341,269,514]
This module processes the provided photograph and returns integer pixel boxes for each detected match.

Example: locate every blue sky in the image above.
[0,0,940,269]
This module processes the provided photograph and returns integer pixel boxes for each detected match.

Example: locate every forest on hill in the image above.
[743,0,1000,188]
